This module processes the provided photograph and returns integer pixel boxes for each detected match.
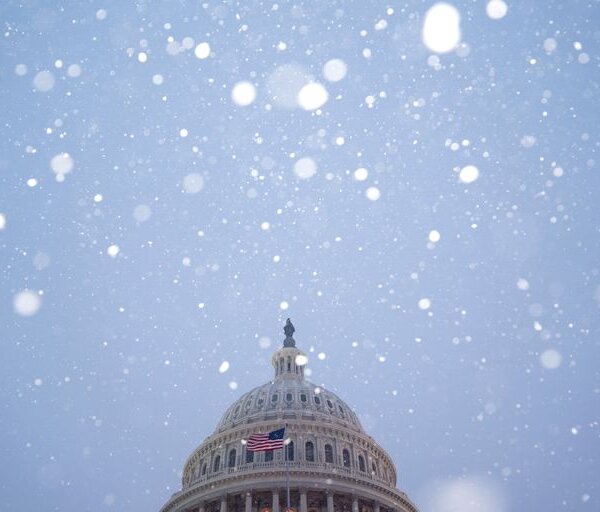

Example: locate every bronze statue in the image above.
[284,318,295,338]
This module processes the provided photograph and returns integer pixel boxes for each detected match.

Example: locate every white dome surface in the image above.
[215,378,364,433]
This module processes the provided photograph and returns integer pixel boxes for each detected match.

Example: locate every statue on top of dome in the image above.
[283,318,296,347]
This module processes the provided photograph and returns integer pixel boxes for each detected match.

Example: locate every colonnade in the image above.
[189,490,388,512]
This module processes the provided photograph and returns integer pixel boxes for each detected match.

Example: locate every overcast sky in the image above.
[1,1,598,511]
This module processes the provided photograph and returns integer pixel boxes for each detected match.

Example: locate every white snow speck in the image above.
[229,381,238,390]
[543,38,557,54]
[194,42,211,59]
[50,153,74,182]
[67,64,82,78]
[107,245,120,258]
[231,81,257,106]
[540,349,562,369]
[133,204,152,222]
[365,186,381,201]
[15,64,28,76]
[459,165,479,184]
[96,9,107,21]
[182,173,204,194]
[520,135,537,148]
[323,59,348,82]
[295,354,308,366]
[317,352,326,360]
[179,128,188,138]
[517,278,530,291]
[0,213,5,230]
[14,290,41,316]
[428,230,441,243]
[297,82,329,111]
[422,3,461,54]
[354,168,369,181]
[486,0,508,19]
[152,74,164,85]
[219,361,230,373]
[280,301,289,310]
[418,298,431,310]
[137,52,147,63]
[33,70,55,92]
[27,178,38,187]
[258,337,272,349]
[293,157,317,179]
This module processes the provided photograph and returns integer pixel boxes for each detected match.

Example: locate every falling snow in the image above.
[1,2,598,512]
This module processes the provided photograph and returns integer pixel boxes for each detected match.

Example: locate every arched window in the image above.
[201,462,207,475]
[300,393,307,403]
[305,441,315,462]
[287,356,292,371]
[343,449,350,468]
[286,393,293,402]
[265,450,273,462]
[325,444,333,463]
[228,449,236,468]
[213,455,221,472]
[279,358,284,374]
[246,449,254,463]
[286,441,294,461]
[372,461,378,475]
[358,455,366,472]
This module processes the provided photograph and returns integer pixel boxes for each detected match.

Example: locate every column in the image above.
[246,493,253,512]
[373,503,380,512]
[300,491,308,512]
[220,496,228,512]
[273,491,280,512]
[326,492,334,512]
[352,496,359,512]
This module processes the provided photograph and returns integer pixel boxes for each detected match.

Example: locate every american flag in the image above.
[246,427,286,452]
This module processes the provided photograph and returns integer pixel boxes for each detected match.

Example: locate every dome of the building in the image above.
[160,321,419,512]
[215,377,364,434]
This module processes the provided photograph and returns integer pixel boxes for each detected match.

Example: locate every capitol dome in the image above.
[160,321,419,512]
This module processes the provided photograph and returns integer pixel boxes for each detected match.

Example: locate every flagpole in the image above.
[285,425,290,512]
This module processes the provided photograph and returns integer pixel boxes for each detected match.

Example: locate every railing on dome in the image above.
[187,460,396,493]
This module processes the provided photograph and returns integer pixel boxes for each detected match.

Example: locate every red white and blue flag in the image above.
[246,427,286,452]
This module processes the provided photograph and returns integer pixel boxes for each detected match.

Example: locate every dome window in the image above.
[358,455,366,472]
[271,394,278,403]
[300,393,307,403]
[286,392,293,402]
[257,396,264,406]
[213,455,221,473]
[305,441,315,462]
[324,444,334,463]
[201,462,207,475]
[372,461,378,475]
[338,405,346,418]
[228,449,237,468]
[327,399,334,409]
[314,395,321,405]
[343,449,351,467]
